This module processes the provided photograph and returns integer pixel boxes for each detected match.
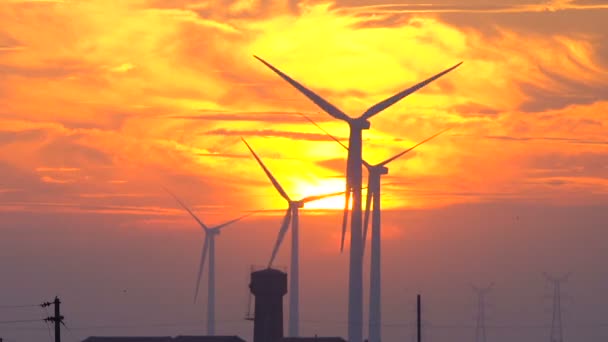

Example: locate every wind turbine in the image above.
[302,114,448,342]
[254,55,462,342]
[164,188,253,336]
[242,137,344,337]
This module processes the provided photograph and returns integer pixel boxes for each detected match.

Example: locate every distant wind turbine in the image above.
[254,55,461,342]
[302,114,448,342]
[164,188,253,336]
[242,137,344,338]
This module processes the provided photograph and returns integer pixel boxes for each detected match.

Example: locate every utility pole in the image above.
[472,283,493,342]
[417,294,421,342]
[544,273,570,342]
[42,297,64,342]
[410,294,428,342]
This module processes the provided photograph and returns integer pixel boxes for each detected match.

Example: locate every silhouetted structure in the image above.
[242,139,342,337]
[84,269,344,342]
[43,296,64,342]
[544,273,570,342]
[417,295,421,342]
[472,284,493,342]
[164,188,253,335]
[281,338,346,342]
[250,268,287,342]
[254,55,461,342]
[174,337,246,342]
[82,337,246,342]
[83,338,173,342]
[302,114,446,342]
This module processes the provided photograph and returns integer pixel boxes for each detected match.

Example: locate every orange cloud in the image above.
[0,0,606,218]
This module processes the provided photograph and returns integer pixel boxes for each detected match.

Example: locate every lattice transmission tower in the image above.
[472,283,493,342]
[544,272,570,342]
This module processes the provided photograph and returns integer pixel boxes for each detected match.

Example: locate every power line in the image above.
[0,304,40,309]
[4,317,608,332]
[0,319,43,324]
[42,304,54,342]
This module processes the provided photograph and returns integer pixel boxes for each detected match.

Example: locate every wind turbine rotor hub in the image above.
[352,118,371,130]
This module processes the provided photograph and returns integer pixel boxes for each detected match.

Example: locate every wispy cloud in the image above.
[35,167,80,172]
[40,176,74,184]
[173,110,320,123]
[453,134,608,145]
[204,128,349,141]
[337,0,608,15]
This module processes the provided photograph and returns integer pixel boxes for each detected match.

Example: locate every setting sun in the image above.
[295,177,350,211]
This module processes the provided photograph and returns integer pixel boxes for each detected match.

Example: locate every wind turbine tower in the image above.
[164,188,253,335]
[254,55,461,342]
[302,114,447,342]
[242,138,344,337]
[544,272,570,342]
[472,283,493,342]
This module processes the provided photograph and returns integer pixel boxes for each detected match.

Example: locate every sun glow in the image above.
[295,178,351,211]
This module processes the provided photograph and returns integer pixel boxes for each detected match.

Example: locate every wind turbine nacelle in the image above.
[378,166,389,175]
[353,118,371,130]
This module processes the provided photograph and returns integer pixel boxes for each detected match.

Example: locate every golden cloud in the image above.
[0,0,606,216]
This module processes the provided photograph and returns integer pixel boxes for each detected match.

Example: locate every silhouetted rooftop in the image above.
[82,338,172,342]
[173,336,246,342]
[82,337,246,342]
[252,268,286,275]
[281,338,346,342]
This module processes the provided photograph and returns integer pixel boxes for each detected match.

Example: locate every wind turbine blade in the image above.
[300,113,348,150]
[268,208,293,267]
[241,138,291,202]
[340,188,351,252]
[301,190,345,203]
[163,186,209,231]
[362,186,373,256]
[378,128,450,166]
[213,212,256,231]
[254,56,352,122]
[360,62,463,120]
[194,235,210,303]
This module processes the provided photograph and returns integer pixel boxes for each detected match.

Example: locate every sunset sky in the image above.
[0,0,607,341]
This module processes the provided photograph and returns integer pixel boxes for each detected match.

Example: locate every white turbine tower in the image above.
[254,55,461,342]
[164,188,253,336]
[302,114,448,342]
[242,138,344,337]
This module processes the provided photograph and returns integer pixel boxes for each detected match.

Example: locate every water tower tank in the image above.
[250,268,287,342]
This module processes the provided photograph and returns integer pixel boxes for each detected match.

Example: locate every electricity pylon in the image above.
[544,272,570,342]
[472,283,493,342]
